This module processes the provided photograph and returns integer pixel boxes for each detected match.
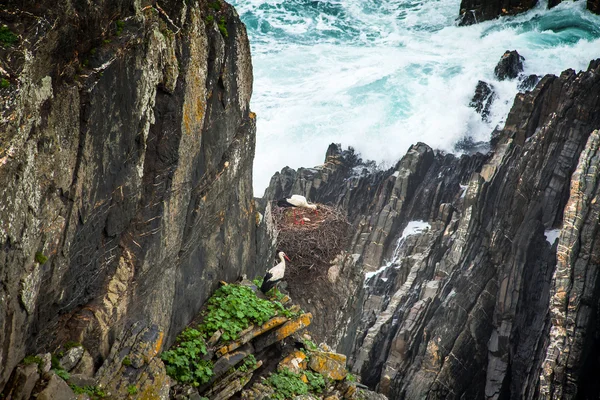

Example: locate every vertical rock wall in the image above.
[0,0,258,388]
[261,60,600,398]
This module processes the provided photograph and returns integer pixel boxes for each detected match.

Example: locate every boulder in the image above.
[278,350,308,373]
[70,350,95,377]
[59,346,84,371]
[469,81,496,122]
[37,372,76,400]
[494,50,524,80]
[1,362,40,400]
[308,352,348,381]
[518,74,539,91]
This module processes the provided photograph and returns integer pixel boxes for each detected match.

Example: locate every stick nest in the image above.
[272,203,350,285]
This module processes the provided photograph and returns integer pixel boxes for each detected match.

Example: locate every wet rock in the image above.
[37,372,76,400]
[518,74,539,91]
[308,352,348,381]
[494,50,525,80]
[459,0,538,25]
[469,80,496,121]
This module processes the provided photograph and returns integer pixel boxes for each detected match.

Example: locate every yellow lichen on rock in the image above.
[308,351,348,381]
[278,350,307,373]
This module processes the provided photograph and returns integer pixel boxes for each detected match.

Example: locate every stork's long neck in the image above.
[279,254,286,265]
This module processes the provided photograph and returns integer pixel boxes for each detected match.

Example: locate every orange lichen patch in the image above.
[278,350,307,373]
[153,331,165,356]
[300,374,309,383]
[216,316,288,357]
[308,351,347,381]
[249,111,256,120]
[275,313,312,342]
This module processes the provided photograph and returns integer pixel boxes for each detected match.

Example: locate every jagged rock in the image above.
[0,0,258,388]
[469,81,496,122]
[70,350,94,377]
[254,313,313,352]
[518,74,539,91]
[590,0,600,13]
[38,353,52,373]
[37,372,76,400]
[59,346,84,372]
[0,363,40,400]
[459,0,538,25]
[217,316,288,357]
[494,50,524,80]
[96,323,169,399]
[260,59,600,398]
[308,352,348,381]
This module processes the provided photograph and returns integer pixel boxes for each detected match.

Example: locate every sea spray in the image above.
[231,0,600,194]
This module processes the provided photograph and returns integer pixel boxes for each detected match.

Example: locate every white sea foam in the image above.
[231,0,600,195]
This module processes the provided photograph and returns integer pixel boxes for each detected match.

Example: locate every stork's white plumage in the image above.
[285,195,317,210]
[260,252,291,293]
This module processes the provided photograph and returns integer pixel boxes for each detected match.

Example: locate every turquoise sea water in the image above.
[230,0,600,194]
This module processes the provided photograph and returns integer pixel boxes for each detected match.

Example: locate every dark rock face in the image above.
[518,74,540,92]
[261,59,600,399]
[0,0,258,388]
[459,0,538,25]
[470,80,496,122]
[495,50,525,81]
[589,0,600,13]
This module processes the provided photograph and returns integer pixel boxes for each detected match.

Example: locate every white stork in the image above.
[277,195,318,224]
[260,251,291,293]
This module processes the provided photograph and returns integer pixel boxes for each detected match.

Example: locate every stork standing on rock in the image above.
[277,195,318,224]
[260,251,291,294]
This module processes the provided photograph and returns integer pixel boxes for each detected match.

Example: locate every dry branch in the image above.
[272,203,350,286]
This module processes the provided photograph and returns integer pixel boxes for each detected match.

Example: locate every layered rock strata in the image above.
[0,0,258,388]
[262,60,600,398]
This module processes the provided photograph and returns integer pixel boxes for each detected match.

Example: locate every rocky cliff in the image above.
[459,0,599,25]
[0,0,259,389]
[262,59,600,399]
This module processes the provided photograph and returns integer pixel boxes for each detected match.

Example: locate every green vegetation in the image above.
[205,15,214,24]
[70,385,107,398]
[90,47,97,55]
[127,385,138,395]
[217,16,228,38]
[64,341,82,351]
[35,252,48,264]
[199,284,281,341]
[115,20,125,36]
[103,39,111,45]
[346,372,357,382]
[162,283,303,387]
[122,356,132,366]
[208,1,221,11]
[302,338,318,351]
[0,25,17,47]
[305,370,326,393]
[237,354,257,373]
[53,368,70,380]
[160,328,213,387]
[23,355,43,367]
[265,369,309,399]
[0,78,9,89]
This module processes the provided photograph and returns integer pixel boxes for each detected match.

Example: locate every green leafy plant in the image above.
[205,15,214,24]
[115,20,125,36]
[161,328,213,387]
[346,372,357,382]
[237,354,257,373]
[0,25,17,47]
[127,385,138,395]
[199,284,280,341]
[302,338,318,351]
[35,252,48,264]
[217,16,228,38]
[53,368,70,380]
[305,370,326,393]
[70,385,107,398]
[0,78,9,89]
[122,356,132,366]
[22,355,43,367]
[252,277,263,287]
[265,369,309,400]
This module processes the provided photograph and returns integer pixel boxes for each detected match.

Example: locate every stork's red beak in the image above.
[284,254,291,261]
